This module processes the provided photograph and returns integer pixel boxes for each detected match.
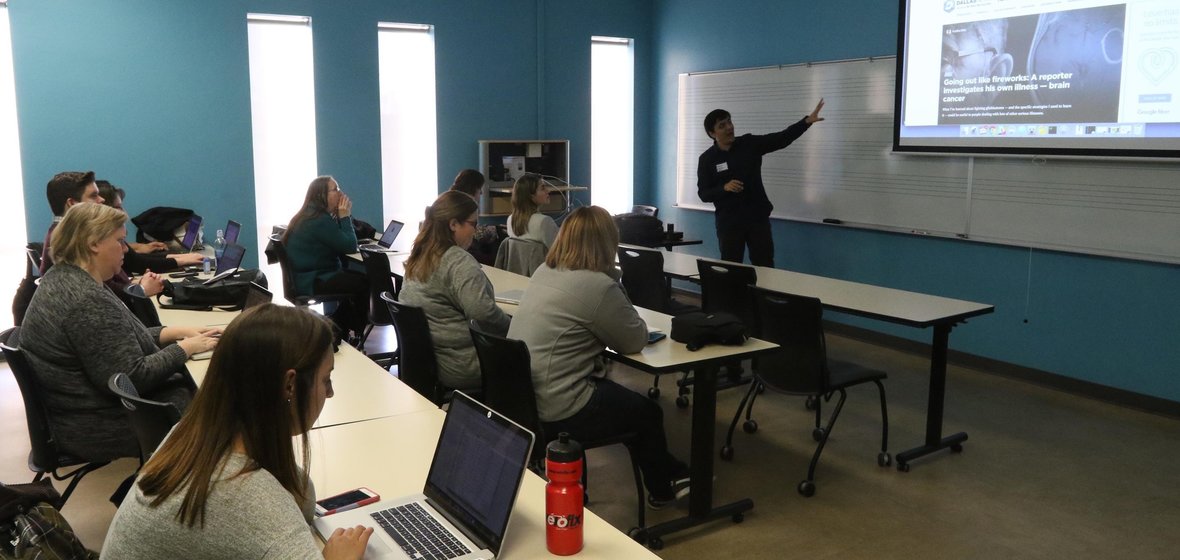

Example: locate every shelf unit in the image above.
[477,140,570,216]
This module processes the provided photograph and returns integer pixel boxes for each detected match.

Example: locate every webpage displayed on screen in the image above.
[896,0,1179,156]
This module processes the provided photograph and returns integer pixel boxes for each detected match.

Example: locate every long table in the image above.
[306,410,661,559]
[481,265,780,548]
[687,256,995,471]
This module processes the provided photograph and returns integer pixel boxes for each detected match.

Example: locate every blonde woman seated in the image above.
[21,203,219,463]
[506,173,558,249]
[102,304,371,559]
[508,206,691,508]
[400,191,511,390]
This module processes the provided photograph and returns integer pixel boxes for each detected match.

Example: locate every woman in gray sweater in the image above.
[102,304,371,559]
[507,206,690,507]
[21,203,220,462]
[399,191,511,390]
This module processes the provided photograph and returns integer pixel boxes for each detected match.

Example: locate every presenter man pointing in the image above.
[697,100,824,267]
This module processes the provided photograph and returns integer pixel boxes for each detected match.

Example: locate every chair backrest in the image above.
[468,321,542,434]
[268,233,299,303]
[631,205,659,218]
[494,237,548,277]
[749,287,829,394]
[696,259,758,329]
[25,242,43,279]
[359,248,401,327]
[0,327,61,470]
[107,373,182,463]
[379,292,443,405]
[617,247,670,313]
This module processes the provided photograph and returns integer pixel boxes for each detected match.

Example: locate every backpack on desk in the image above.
[670,311,748,351]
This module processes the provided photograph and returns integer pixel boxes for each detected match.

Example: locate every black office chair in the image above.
[494,237,547,277]
[267,233,352,308]
[13,243,43,326]
[720,287,890,497]
[631,205,659,218]
[617,246,698,402]
[358,248,402,365]
[0,327,110,508]
[107,373,182,463]
[468,321,646,529]
[379,292,450,406]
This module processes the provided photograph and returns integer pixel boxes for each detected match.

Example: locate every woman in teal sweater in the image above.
[283,176,368,338]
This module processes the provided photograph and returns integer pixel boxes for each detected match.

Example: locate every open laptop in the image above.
[178,215,203,251]
[224,219,242,246]
[200,242,246,285]
[359,219,405,252]
[315,391,535,560]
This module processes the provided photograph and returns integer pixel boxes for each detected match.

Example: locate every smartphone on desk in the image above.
[647,331,667,344]
[315,487,380,517]
[169,271,198,279]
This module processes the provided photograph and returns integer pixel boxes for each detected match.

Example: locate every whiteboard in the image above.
[675,57,1180,264]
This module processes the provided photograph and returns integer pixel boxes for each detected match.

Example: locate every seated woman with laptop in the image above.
[399,191,511,391]
[283,175,368,341]
[102,304,372,559]
[20,203,220,463]
[507,206,692,508]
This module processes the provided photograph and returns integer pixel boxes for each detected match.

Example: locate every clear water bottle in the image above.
[213,229,226,260]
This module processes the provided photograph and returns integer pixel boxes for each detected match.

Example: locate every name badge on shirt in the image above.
[715,162,729,172]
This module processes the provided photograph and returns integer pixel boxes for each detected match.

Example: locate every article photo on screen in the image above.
[894,0,1180,158]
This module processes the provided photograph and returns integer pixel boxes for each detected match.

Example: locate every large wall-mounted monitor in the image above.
[894,0,1180,159]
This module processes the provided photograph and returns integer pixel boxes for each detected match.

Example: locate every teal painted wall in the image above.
[649,0,1180,402]
[9,0,651,265]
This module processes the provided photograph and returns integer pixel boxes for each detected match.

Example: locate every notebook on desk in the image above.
[493,289,524,305]
[314,391,534,560]
[359,219,405,252]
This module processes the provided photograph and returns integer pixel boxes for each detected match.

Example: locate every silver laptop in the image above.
[315,391,535,560]
[360,219,405,252]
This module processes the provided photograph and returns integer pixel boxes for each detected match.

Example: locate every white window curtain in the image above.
[591,36,635,215]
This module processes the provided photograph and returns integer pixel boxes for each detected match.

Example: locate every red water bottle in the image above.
[545,432,584,555]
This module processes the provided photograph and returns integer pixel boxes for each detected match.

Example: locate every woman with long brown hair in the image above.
[102,304,371,559]
[506,173,558,249]
[400,191,510,390]
[282,175,368,340]
[508,206,691,509]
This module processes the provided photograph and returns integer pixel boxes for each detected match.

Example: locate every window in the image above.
[246,14,317,262]
[591,36,634,215]
[377,22,438,250]
[0,0,28,291]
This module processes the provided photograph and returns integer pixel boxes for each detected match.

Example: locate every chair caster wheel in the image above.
[897,462,911,472]
[647,387,660,399]
[649,537,664,550]
[878,452,892,467]
[755,383,765,394]
[811,427,825,442]
[742,419,758,434]
[951,443,964,453]
[797,480,816,497]
[804,395,817,411]
[628,527,647,545]
[675,395,690,409]
[732,513,744,523]
[720,445,734,461]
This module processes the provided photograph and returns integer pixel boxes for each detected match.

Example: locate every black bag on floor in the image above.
[670,311,748,351]
[157,269,268,311]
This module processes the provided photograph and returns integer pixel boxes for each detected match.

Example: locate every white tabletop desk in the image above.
[693,256,995,471]
[156,300,438,429]
[306,410,661,559]
[480,264,779,548]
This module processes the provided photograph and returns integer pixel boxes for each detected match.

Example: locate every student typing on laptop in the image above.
[103,304,372,559]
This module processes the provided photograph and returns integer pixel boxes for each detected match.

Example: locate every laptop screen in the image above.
[424,392,533,556]
[215,242,246,275]
[377,219,404,248]
[224,220,242,246]
[243,282,272,310]
[180,215,203,250]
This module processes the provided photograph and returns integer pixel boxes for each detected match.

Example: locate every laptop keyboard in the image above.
[371,503,472,560]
